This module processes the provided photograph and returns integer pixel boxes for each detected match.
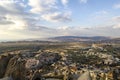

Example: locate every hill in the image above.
[48,36,111,42]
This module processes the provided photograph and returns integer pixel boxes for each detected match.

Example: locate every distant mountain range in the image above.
[47,36,111,42]
[2,36,120,43]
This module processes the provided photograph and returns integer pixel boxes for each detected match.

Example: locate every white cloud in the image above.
[113,24,120,29]
[0,0,119,41]
[41,12,71,22]
[0,0,72,41]
[58,26,69,30]
[28,0,57,14]
[112,16,120,22]
[61,0,68,6]
[57,26,120,37]
[0,1,26,29]
[28,0,72,23]
[113,4,120,9]
[79,0,88,3]
[112,16,120,29]
[0,16,14,25]
[0,0,42,30]
[0,0,49,40]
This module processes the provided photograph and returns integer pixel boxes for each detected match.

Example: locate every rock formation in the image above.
[0,54,13,78]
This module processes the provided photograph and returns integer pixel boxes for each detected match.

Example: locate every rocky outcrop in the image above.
[36,52,62,67]
[0,54,13,78]
[77,71,92,80]
[0,77,13,80]
[0,51,62,80]
[4,55,26,80]
[0,46,119,80]
[25,58,39,69]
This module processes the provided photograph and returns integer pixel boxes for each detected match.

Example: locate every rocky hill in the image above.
[0,42,120,80]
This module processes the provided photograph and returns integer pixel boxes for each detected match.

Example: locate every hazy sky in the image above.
[0,0,120,41]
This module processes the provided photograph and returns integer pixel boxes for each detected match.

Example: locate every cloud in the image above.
[41,12,72,22]
[57,26,120,37]
[112,16,120,22]
[28,0,72,23]
[61,0,68,6]
[0,0,42,30]
[0,16,14,25]
[0,0,119,41]
[79,0,88,3]
[58,26,69,30]
[113,24,120,29]
[0,1,26,30]
[0,0,61,40]
[28,0,58,14]
[112,16,120,29]
[113,3,120,9]
[0,0,72,41]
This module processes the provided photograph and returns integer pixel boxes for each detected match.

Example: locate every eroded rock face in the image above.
[25,58,39,69]
[4,55,27,80]
[31,71,43,80]
[0,51,62,80]
[1,48,119,80]
[36,52,62,67]
[25,52,62,69]
[0,77,13,80]
[0,54,13,78]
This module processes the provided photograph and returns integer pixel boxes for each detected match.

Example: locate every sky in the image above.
[0,0,120,41]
